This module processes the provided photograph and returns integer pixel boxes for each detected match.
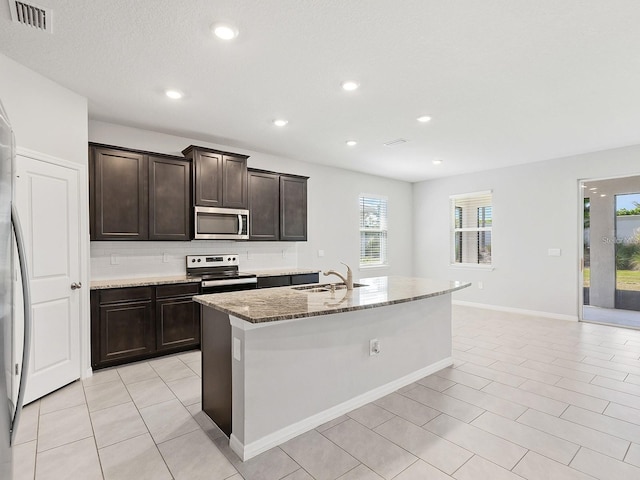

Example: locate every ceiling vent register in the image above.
[383,138,409,147]
[8,0,52,32]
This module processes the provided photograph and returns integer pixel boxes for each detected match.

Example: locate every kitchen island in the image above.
[194,276,470,461]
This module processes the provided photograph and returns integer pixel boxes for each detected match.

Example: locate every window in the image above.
[451,191,492,266]
[360,195,388,266]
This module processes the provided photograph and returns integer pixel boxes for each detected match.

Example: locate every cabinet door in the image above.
[222,155,248,208]
[194,150,223,207]
[149,156,191,240]
[248,171,279,240]
[98,300,154,365]
[91,147,148,240]
[280,175,308,241]
[156,297,201,351]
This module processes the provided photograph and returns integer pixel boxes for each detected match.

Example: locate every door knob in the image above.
[71,282,82,290]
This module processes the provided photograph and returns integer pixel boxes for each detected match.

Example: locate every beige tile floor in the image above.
[12,305,640,479]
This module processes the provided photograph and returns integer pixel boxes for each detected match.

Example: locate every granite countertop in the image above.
[90,269,321,290]
[244,268,321,277]
[194,276,471,324]
[90,275,200,290]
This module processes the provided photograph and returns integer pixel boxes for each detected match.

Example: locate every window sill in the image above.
[449,263,494,271]
[359,264,389,270]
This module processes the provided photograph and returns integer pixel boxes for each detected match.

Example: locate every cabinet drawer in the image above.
[257,275,290,289]
[100,287,153,304]
[156,283,200,299]
[290,273,319,285]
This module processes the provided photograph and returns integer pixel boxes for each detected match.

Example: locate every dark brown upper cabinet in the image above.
[148,156,191,241]
[248,170,280,241]
[280,175,308,241]
[183,145,248,209]
[90,144,191,241]
[248,169,308,241]
[90,146,148,240]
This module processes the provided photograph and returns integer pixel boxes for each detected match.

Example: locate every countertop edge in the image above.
[90,276,201,290]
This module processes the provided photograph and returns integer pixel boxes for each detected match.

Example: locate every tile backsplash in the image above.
[90,241,299,279]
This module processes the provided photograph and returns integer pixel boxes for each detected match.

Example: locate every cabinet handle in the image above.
[71,282,82,290]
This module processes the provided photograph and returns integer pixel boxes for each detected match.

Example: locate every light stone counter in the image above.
[90,269,320,290]
[194,276,470,324]
[90,275,200,290]
[243,268,320,277]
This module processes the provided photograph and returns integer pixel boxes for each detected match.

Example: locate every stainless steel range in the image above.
[186,254,257,294]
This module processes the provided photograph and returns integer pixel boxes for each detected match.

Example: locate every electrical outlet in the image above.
[318,249,325,257]
[233,337,242,361]
[110,254,119,265]
[162,252,170,263]
[478,281,484,289]
[370,339,380,356]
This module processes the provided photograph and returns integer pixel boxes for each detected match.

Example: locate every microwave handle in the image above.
[238,214,243,235]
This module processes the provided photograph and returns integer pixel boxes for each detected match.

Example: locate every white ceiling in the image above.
[2,0,640,182]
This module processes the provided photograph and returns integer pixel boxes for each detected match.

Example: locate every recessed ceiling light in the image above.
[273,119,288,127]
[346,140,357,146]
[212,23,238,40]
[600,194,607,197]
[589,187,597,191]
[417,115,432,123]
[165,90,183,100]
[432,159,443,165]
[341,81,359,91]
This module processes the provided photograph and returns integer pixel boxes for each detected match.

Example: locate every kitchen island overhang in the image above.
[195,276,470,461]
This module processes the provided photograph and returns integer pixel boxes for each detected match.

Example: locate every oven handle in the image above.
[202,277,258,288]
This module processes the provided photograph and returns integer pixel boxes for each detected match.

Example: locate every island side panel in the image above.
[201,306,233,437]
[239,294,452,449]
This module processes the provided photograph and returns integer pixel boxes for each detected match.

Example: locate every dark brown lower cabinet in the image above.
[91,283,200,369]
[156,284,201,351]
[96,289,154,365]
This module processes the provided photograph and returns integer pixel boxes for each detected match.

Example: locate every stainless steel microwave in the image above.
[194,206,249,240]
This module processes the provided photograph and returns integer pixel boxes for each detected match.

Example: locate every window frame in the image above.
[359,194,389,268]
[450,190,493,269]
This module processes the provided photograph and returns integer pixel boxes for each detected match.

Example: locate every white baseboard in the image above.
[453,300,579,322]
[229,356,453,461]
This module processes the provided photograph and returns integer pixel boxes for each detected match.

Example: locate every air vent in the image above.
[383,138,409,147]
[8,0,52,33]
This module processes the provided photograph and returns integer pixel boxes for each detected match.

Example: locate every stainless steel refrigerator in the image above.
[0,99,32,479]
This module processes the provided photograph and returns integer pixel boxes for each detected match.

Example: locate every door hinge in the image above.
[15,363,19,375]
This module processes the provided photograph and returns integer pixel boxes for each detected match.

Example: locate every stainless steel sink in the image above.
[292,283,367,292]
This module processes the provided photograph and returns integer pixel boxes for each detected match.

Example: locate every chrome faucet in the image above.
[323,262,353,291]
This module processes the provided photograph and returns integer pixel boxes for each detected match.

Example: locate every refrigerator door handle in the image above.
[10,204,31,445]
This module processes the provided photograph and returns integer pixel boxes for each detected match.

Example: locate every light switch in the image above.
[318,250,325,257]
[548,248,562,257]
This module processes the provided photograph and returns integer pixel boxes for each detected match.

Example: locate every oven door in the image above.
[194,206,249,240]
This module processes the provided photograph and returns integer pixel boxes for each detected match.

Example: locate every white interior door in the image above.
[15,154,81,403]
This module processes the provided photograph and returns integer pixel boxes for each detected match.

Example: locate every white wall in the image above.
[0,53,88,164]
[89,121,414,280]
[413,144,640,319]
[0,53,91,376]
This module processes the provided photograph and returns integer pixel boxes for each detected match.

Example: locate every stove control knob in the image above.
[197,258,201,262]
[191,259,196,263]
